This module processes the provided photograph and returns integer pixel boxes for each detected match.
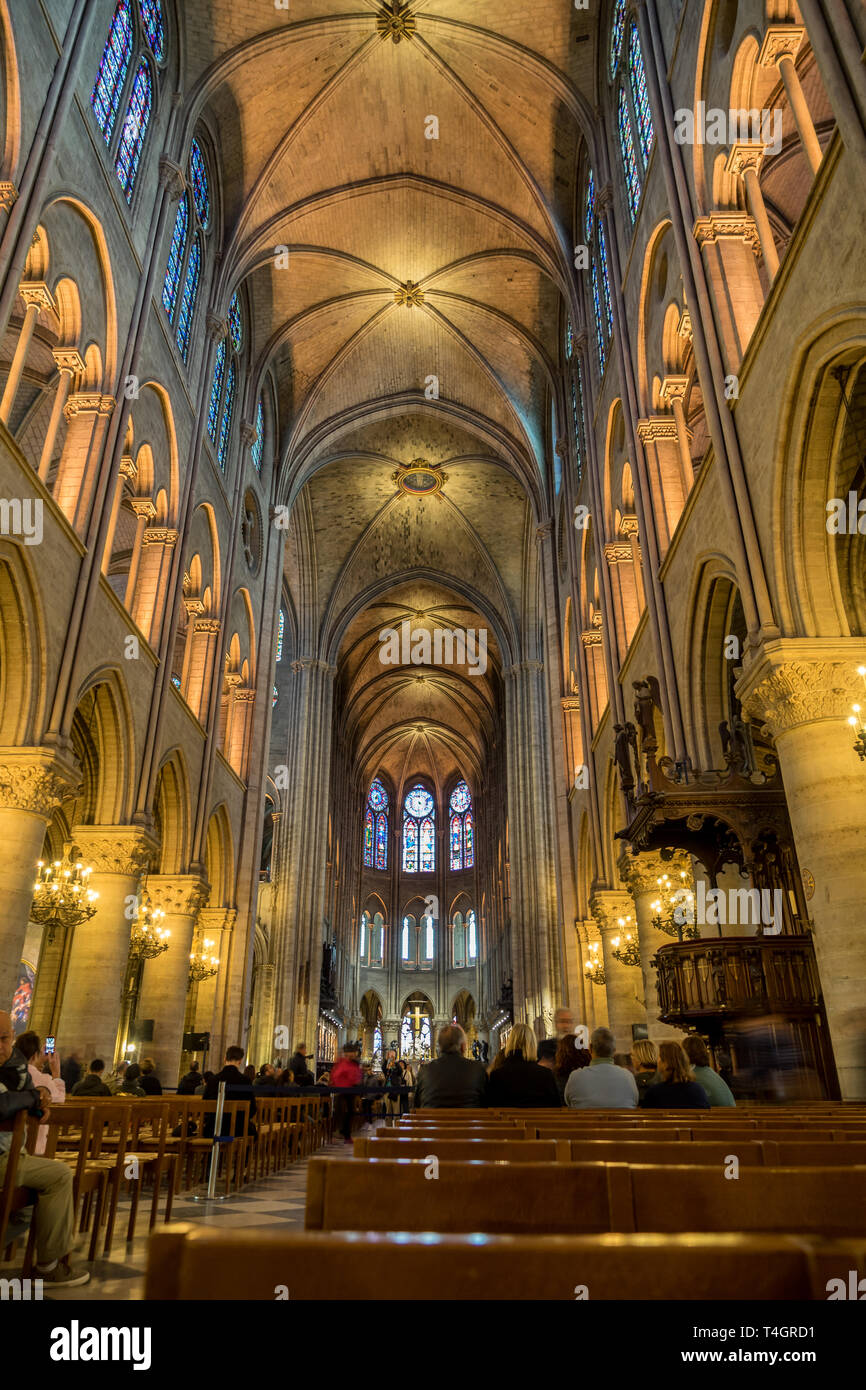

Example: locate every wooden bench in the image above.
[305,1157,866,1236]
[353,1137,567,1161]
[144,1224,866,1300]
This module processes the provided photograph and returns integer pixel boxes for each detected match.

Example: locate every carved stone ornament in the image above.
[377,2,416,44]
[69,825,159,878]
[147,874,210,918]
[738,658,866,737]
[158,156,186,200]
[693,212,762,254]
[0,748,81,816]
[590,891,633,934]
[620,848,691,897]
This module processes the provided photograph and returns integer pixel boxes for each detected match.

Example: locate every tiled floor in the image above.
[0,1129,363,1302]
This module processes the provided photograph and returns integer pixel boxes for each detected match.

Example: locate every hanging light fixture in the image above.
[189,937,219,985]
[611,916,641,967]
[129,894,170,960]
[30,856,98,943]
[583,940,606,986]
[651,871,701,942]
[847,666,866,761]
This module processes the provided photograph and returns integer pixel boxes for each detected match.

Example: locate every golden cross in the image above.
[411,1004,423,1033]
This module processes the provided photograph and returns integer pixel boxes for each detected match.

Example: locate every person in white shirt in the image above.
[564,1026,639,1109]
[15,1031,66,1153]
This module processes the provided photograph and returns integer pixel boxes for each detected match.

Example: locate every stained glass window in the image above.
[114,59,152,202]
[189,139,210,227]
[175,236,201,362]
[574,361,586,482]
[206,339,226,442]
[140,0,165,60]
[598,222,614,341]
[585,167,595,242]
[171,673,181,690]
[163,195,188,317]
[449,781,474,870]
[403,785,434,873]
[272,685,278,708]
[468,909,477,960]
[592,259,605,376]
[628,22,654,167]
[364,778,389,870]
[610,0,627,77]
[251,398,264,471]
[276,609,285,662]
[370,913,384,966]
[360,912,368,960]
[618,86,642,221]
[423,915,434,960]
[401,917,413,962]
[565,319,574,362]
[453,911,466,968]
[92,1,133,143]
[218,360,236,470]
[229,293,243,352]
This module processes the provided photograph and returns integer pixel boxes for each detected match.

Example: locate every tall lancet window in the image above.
[163,136,211,365]
[584,166,614,380]
[363,778,389,871]
[449,781,474,871]
[91,0,165,203]
[611,7,654,225]
[402,785,435,873]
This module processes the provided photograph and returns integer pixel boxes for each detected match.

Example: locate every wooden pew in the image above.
[353,1137,567,1161]
[145,1224,866,1301]
[305,1157,866,1236]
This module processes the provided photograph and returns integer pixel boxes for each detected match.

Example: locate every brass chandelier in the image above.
[583,940,606,986]
[189,936,219,985]
[651,871,701,942]
[611,915,641,967]
[848,665,866,761]
[129,894,170,960]
[31,855,98,943]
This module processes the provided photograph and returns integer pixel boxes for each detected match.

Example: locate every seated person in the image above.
[639,1041,711,1109]
[71,1058,111,1096]
[632,1038,661,1097]
[486,1025,561,1107]
[0,1011,89,1287]
[14,1031,65,1155]
[203,1045,257,1137]
[564,1027,639,1109]
[681,1034,736,1107]
[414,1025,488,1109]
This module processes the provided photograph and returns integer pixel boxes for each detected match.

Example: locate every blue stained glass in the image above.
[585,167,595,242]
[140,0,165,60]
[275,608,285,662]
[618,86,642,221]
[364,809,374,867]
[114,59,152,202]
[565,319,574,362]
[450,813,462,871]
[403,817,418,873]
[610,0,626,76]
[598,221,614,341]
[92,1,133,143]
[375,812,388,871]
[229,294,243,352]
[218,361,236,469]
[163,195,188,317]
[575,361,586,482]
[368,778,389,812]
[189,139,210,227]
[450,781,471,813]
[171,673,181,690]
[175,235,201,362]
[405,786,433,818]
[628,22,654,167]
[208,339,226,442]
[251,398,264,471]
[571,378,580,453]
[419,817,435,873]
[591,260,606,376]
[272,685,278,708]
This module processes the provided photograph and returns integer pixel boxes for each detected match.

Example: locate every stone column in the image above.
[0,747,81,1001]
[123,497,156,610]
[636,417,685,551]
[726,143,780,280]
[101,453,137,576]
[192,907,237,1064]
[38,349,85,481]
[590,889,646,1051]
[0,282,54,424]
[136,874,209,1084]
[659,376,695,493]
[53,392,116,532]
[184,616,221,722]
[759,26,824,176]
[577,919,607,1031]
[621,851,691,1041]
[272,659,336,1053]
[57,827,157,1062]
[692,214,765,370]
[132,526,179,648]
[504,659,562,1038]
[738,641,866,1098]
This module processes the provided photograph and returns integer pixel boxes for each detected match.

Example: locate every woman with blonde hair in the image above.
[632,1037,661,1098]
[486,1022,561,1107]
[639,1040,710,1109]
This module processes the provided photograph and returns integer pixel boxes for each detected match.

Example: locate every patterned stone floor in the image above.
[0,1128,363,1302]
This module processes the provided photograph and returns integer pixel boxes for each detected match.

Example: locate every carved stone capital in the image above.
[290,658,337,678]
[677,307,693,342]
[234,688,257,705]
[240,420,258,447]
[659,374,690,406]
[758,24,805,68]
[725,141,767,179]
[142,527,179,547]
[536,521,553,543]
[206,313,228,344]
[69,825,159,878]
[581,630,602,647]
[595,182,614,214]
[693,212,762,254]
[503,660,544,678]
[52,348,86,376]
[20,281,55,313]
[0,181,18,210]
[619,514,639,539]
[604,541,633,564]
[194,617,222,635]
[63,393,116,422]
[118,455,138,483]
[158,156,186,200]
[561,696,581,712]
[0,747,81,817]
[197,906,237,935]
[183,596,205,618]
[620,850,691,898]
[637,416,679,444]
[130,497,157,521]
[147,873,210,918]
[590,890,634,934]
[737,640,866,737]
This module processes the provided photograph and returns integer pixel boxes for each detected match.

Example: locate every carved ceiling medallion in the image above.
[377,3,417,44]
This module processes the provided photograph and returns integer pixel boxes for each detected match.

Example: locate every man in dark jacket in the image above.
[71,1059,111,1096]
[177,1062,203,1095]
[288,1044,309,1081]
[414,1025,488,1108]
[203,1044,257,1137]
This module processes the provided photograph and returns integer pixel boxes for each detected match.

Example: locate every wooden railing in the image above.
[652,935,822,1022]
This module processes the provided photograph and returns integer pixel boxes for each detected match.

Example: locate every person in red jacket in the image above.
[330,1045,363,1144]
